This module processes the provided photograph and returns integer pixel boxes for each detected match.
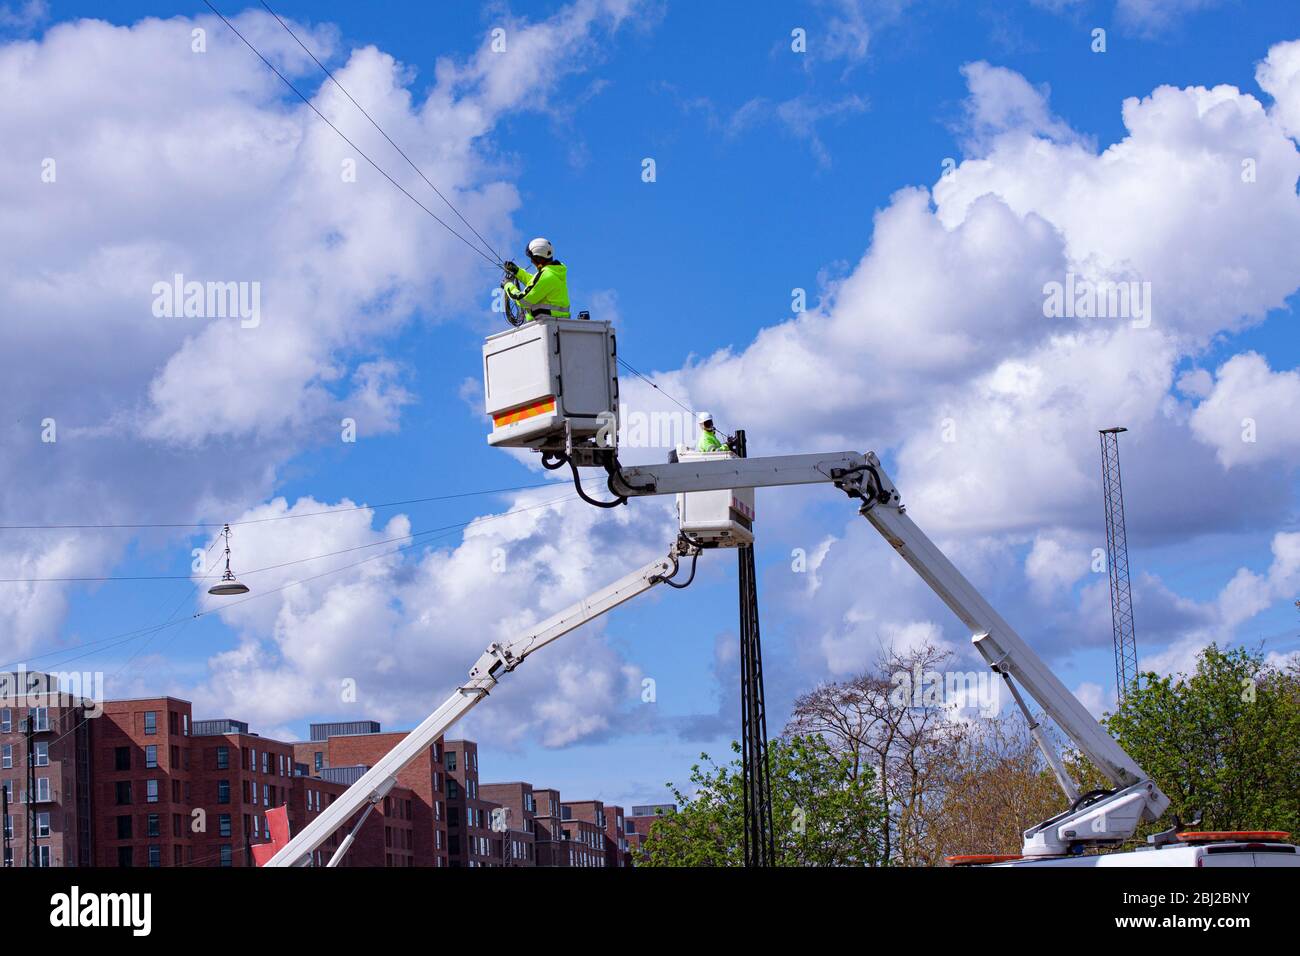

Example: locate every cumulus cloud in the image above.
[1188,352,1300,467]
[190,486,680,747]
[1258,39,1300,139]
[0,4,642,658]
[673,40,1300,681]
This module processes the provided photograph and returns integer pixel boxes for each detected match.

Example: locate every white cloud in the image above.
[1115,0,1223,36]
[190,487,680,747]
[674,41,1300,678]
[1258,39,1300,140]
[0,4,643,658]
[727,94,869,168]
[1189,353,1300,467]
[958,61,1080,151]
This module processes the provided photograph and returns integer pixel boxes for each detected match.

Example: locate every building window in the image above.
[115,781,131,805]
[114,746,130,771]
[36,845,51,867]
[36,812,50,838]
[216,746,228,770]
[445,751,456,772]
[117,846,133,867]
[183,714,189,737]
[313,751,322,771]
[145,745,158,769]
[217,779,230,804]
[146,779,159,803]
[219,845,232,867]
[524,793,535,812]
[219,813,232,838]
[34,777,50,802]
[262,783,270,807]
[1,744,10,769]
[561,806,572,820]
[117,815,132,839]
[262,751,270,774]
[30,707,49,732]
[143,711,157,735]
[146,813,160,837]
[0,708,9,732]
[447,779,459,800]
[148,845,161,868]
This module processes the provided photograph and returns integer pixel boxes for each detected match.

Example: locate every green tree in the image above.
[640,735,887,867]
[1103,644,1300,837]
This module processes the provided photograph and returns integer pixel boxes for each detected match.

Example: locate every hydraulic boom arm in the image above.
[612,451,1169,856]
[262,543,691,867]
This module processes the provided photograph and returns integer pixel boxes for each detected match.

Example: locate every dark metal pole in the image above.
[24,715,35,868]
[733,430,775,867]
[2,781,10,866]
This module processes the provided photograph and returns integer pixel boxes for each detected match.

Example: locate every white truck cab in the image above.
[953,832,1300,867]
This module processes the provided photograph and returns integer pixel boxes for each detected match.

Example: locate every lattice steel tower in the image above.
[1100,427,1139,699]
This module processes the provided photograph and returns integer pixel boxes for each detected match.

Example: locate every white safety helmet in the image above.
[696,411,714,427]
[527,237,554,260]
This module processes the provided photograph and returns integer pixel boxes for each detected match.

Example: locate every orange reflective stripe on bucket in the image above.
[493,397,556,428]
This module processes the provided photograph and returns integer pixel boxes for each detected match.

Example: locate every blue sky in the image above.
[3,0,1300,809]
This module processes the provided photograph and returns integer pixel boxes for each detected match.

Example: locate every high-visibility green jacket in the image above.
[506,262,570,319]
[697,429,728,453]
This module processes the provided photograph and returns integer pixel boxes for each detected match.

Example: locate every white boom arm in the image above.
[612,451,1169,856]
[263,548,684,867]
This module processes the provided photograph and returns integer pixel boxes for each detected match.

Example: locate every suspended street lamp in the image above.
[208,523,250,596]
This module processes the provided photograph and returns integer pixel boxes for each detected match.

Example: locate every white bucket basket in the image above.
[674,446,755,548]
[482,317,619,452]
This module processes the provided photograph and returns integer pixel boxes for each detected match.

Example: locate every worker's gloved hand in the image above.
[502,260,519,276]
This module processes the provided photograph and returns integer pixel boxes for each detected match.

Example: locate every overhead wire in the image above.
[206,0,708,431]
[257,0,504,264]
[199,0,502,269]
[0,477,597,532]
[1,490,581,674]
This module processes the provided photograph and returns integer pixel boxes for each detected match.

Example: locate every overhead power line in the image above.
[0,491,582,674]
[200,0,502,268]
[0,486,588,584]
[258,0,504,264]
[0,478,587,532]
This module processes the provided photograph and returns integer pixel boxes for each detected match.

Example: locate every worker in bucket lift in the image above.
[696,411,730,453]
[502,237,571,320]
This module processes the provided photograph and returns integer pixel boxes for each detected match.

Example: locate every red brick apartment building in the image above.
[442,739,500,867]
[478,781,537,866]
[624,804,676,861]
[560,800,610,868]
[1,671,93,867]
[298,723,450,867]
[530,786,567,866]
[2,670,645,868]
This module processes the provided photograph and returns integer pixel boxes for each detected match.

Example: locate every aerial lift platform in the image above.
[257,318,1295,867]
